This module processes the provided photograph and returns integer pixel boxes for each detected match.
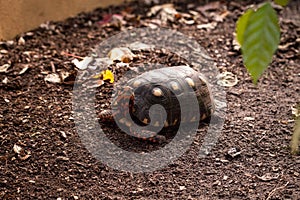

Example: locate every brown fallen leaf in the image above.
[0,64,11,73]
[13,144,22,154]
[213,10,230,22]
[108,47,137,63]
[19,65,30,75]
[256,173,280,182]
[19,153,31,161]
[197,22,217,30]
[196,1,221,13]
[44,73,61,83]
[147,4,180,23]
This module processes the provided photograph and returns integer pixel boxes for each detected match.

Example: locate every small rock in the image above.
[18,37,26,45]
[60,131,67,139]
[2,77,8,84]
[226,147,242,158]
[179,186,186,190]
[13,144,22,154]
[244,117,255,121]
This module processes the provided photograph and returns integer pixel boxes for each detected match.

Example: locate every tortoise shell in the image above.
[100,65,215,141]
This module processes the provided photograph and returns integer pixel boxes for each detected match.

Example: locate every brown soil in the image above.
[0,0,299,199]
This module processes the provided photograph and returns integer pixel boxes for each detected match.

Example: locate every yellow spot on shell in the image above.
[185,77,195,87]
[198,74,207,84]
[143,118,149,124]
[190,116,197,122]
[125,120,132,127]
[154,121,160,127]
[119,118,126,124]
[133,80,141,87]
[170,82,179,91]
[113,101,118,106]
[152,88,163,97]
[172,119,178,125]
[164,120,169,127]
[200,114,207,120]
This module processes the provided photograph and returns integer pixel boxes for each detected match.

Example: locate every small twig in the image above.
[50,61,56,73]
[266,182,289,200]
[258,133,266,143]
[61,51,85,59]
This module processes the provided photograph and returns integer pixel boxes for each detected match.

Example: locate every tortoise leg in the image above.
[98,109,115,122]
[99,110,166,143]
[129,126,166,143]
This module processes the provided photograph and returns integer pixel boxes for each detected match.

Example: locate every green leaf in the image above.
[274,0,289,6]
[236,8,254,46]
[241,2,280,84]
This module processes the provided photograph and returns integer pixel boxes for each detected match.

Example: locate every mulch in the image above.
[0,0,299,199]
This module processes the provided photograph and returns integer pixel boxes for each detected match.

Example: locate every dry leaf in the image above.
[214,10,230,22]
[19,65,29,75]
[147,3,175,16]
[128,42,154,51]
[0,49,8,54]
[13,144,22,154]
[19,153,31,161]
[0,64,11,73]
[44,73,61,83]
[108,47,136,63]
[217,71,238,87]
[72,57,93,70]
[57,156,70,161]
[196,22,217,30]
[60,71,70,82]
[98,14,126,29]
[292,106,299,118]
[196,1,221,13]
[227,147,242,158]
[256,173,279,181]
[147,3,179,23]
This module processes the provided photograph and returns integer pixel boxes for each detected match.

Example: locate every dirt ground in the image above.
[0,0,299,199]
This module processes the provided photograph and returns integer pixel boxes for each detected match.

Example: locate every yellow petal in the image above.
[102,69,114,83]
[93,69,114,83]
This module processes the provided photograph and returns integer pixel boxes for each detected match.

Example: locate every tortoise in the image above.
[99,65,215,142]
